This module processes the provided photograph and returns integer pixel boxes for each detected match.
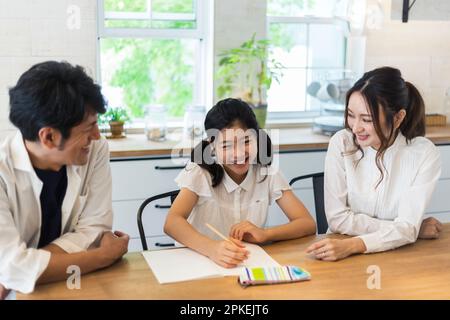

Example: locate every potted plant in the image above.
[216,33,283,128]
[100,106,130,139]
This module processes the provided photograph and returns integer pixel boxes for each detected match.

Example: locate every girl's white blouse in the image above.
[175,162,291,240]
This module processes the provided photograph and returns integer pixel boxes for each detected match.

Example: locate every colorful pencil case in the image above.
[238,265,311,287]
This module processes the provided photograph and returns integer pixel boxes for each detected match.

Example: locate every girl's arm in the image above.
[266,190,317,241]
[164,188,211,255]
[230,190,316,243]
[164,188,249,268]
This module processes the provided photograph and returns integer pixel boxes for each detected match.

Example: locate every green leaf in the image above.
[215,33,284,104]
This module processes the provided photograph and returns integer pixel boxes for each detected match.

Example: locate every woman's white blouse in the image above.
[325,129,441,253]
[175,162,291,240]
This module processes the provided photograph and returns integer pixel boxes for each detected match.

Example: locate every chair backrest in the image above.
[289,172,327,234]
[137,189,180,250]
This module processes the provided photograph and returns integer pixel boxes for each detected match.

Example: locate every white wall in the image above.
[214,0,267,59]
[0,0,97,139]
[213,0,267,102]
[365,0,450,117]
[2,0,450,136]
[0,0,268,138]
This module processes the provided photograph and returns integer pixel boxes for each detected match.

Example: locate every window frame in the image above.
[96,0,211,124]
[266,15,348,122]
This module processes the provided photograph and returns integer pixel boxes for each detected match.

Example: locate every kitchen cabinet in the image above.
[111,145,450,252]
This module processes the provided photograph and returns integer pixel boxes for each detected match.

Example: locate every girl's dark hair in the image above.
[191,98,273,187]
[344,66,425,186]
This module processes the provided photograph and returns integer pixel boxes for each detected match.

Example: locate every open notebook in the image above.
[142,243,280,284]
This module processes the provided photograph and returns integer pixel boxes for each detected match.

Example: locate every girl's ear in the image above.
[207,138,214,152]
[394,109,407,130]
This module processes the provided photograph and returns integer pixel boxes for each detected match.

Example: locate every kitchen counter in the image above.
[107,125,450,159]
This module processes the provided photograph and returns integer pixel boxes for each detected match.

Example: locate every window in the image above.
[267,0,349,119]
[97,0,210,121]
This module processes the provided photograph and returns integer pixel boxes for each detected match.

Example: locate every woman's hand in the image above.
[230,220,269,244]
[207,239,249,268]
[306,238,366,261]
[419,217,443,239]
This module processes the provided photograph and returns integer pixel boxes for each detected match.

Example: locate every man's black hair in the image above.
[9,61,106,141]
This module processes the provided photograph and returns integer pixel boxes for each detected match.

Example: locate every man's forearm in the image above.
[37,247,110,284]
[42,243,68,254]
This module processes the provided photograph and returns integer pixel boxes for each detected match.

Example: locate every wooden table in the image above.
[18,224,450,299]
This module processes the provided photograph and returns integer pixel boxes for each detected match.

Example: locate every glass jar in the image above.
[184,105,206,139]
[145,104,167,142]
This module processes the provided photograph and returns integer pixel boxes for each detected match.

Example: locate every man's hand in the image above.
[419,217,443,239]
[0,283,10,300]
[36,230,130,285]
[98,231,130,267]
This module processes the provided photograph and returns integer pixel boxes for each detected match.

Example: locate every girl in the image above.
[307,66,443,261]
[165,98,316,268]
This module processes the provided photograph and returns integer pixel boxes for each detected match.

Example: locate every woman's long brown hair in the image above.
[344,67,425,187]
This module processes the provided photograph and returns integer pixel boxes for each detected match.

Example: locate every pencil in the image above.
[205,223,239,247]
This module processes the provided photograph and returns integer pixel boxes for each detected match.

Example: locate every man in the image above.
[0,61,129,298]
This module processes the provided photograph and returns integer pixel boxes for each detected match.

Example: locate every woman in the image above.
[306,67,443,261]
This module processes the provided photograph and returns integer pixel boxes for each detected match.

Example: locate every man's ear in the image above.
[394,109,407,130]
[37,127,62,150]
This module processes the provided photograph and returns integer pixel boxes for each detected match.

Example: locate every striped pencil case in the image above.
[238,265,311,287]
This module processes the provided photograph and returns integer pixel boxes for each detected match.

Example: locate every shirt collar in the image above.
[366,131,407,155]
[11,131,35,173]
[390,131,407,149]
[11,130,82,175]
[222,164,254,193]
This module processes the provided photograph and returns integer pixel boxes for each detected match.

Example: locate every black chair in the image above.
[137,189,179,251]
[289,172,328,234]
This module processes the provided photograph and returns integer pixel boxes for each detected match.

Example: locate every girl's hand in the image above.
[419,217,443,239]
[207,239,249,268]
[230,220,269,244]
[305,238,366,261]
